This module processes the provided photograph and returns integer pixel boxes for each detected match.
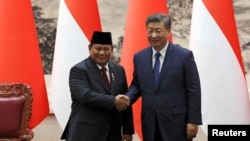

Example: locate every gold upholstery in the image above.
[0,83,34,141]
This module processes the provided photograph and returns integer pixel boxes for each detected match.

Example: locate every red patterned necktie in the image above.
[101,67,111,90]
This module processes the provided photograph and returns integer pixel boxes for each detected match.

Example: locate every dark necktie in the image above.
[154,52,161,86]
[101,67,111,90]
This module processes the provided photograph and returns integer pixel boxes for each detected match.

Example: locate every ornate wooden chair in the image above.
[0,83,34,141]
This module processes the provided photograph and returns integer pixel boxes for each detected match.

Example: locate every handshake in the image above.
[115,94,130,111]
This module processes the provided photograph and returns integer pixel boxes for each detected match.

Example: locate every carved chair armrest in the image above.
[20,129,34,141]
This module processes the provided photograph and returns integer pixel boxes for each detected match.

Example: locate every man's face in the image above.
[89,44,113,66]
[147,22,170,50]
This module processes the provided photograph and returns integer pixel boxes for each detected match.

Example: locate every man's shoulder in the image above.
[109,61,124,69]
[71,58,89,69]
[135,46,151,56]
[171,43,192,53]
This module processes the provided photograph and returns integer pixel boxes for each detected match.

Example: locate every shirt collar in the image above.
[96,63,109,72]
[152,41,169,57]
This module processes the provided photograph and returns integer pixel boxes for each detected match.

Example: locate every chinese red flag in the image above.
[0,0,49,128]
[120,0,171,139]
[51,0,102,129]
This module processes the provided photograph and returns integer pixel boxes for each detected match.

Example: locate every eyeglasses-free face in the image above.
[89,44,113,67]
[147,22,170,50]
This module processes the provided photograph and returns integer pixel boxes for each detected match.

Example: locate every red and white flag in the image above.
[51,0,102,129]
[0,0,49,129]
[120,0,171,139]
[189,0,250,134]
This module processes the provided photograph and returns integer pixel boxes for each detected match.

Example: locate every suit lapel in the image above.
[108,63,115,94]
[145,48,155,85]
[156,43,175,89]
[142,48,158,89]
[86,58,111,92]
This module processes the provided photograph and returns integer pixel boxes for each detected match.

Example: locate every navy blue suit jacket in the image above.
[126,43,202,141]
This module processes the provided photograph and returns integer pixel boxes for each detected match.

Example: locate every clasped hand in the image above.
[115,95,130,111]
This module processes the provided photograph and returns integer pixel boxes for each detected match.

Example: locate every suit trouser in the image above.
[154,115,164,141]
[153,115,193,141]
[107,130,112,141]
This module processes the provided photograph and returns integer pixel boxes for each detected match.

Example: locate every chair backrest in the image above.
[0,83,33,140]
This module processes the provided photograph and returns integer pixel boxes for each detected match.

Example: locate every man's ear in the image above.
[88,44,92,50]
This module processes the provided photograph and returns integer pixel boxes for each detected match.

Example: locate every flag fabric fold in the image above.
[120,0,170,139]
[0,0,49,129]
[51,0,102,129]
[189,0,250,134]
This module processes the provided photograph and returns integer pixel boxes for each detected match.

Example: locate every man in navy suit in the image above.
[61,31,134,141]
[122,13,202,141]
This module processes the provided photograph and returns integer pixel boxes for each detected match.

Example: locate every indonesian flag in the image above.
[0,0,49,128]
[189,0,250,134]
[51,0,102,129]
[120,0,171,139]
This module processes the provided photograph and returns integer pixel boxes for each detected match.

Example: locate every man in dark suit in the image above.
[61,31,134,141]
[122,13,202,141]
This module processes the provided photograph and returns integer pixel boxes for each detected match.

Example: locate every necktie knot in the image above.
[101,67,107,72]
[155,52,161,58]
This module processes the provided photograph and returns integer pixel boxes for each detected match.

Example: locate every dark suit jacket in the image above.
[61,57,134,141]
[126,43,202,141]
